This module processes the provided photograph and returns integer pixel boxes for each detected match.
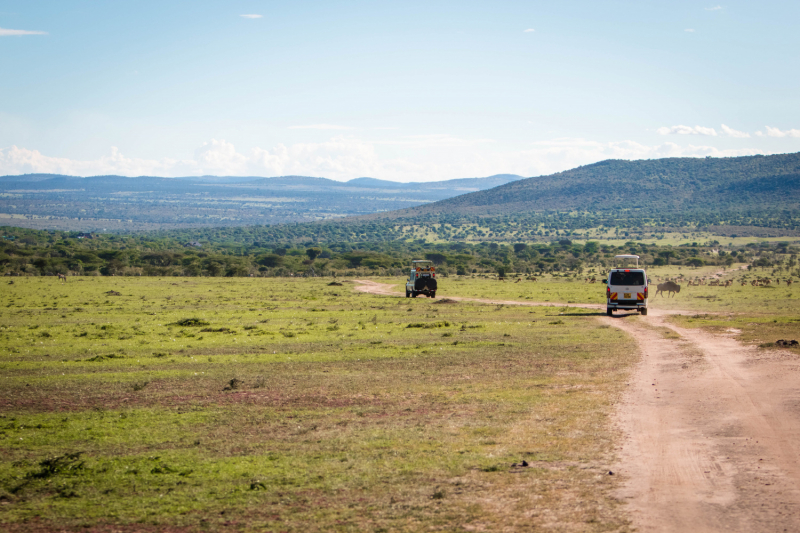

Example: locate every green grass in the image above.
[6,272,795,530]
[439,264,800,353]
[0,276,635,532]
[444,274,607,306]
[631,267,800,347]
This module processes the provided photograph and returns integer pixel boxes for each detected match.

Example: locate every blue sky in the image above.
[1,0,799,181]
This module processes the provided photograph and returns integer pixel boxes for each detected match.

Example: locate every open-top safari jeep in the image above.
[406,260,438,298]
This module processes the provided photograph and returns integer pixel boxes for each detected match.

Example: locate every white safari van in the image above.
[605,254,648,316]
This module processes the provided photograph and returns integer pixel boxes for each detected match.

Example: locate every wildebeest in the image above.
[655,281,681,297]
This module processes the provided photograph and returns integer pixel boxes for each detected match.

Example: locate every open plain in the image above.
[1,276,634,532]
[1,272,799,532]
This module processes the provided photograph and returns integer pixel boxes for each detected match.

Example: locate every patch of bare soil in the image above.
[610,311,800,532]
[354,280,800,532]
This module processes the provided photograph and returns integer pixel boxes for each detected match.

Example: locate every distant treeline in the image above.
[2,226,797,278]
[232,209,800,244]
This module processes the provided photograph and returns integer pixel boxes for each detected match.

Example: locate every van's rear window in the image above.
[610,271,645,285]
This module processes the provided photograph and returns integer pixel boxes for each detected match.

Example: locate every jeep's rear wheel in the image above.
[430,291,436,298]
[411,292,417,298]
[405,289,411,298]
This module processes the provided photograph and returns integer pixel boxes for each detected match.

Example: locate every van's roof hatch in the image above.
[613,254,640,268]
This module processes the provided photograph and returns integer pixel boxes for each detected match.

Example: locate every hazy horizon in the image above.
[0,171,526,183]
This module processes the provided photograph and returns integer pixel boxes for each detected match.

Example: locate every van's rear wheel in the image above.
[606,308,613,316]
[641,308,648,316]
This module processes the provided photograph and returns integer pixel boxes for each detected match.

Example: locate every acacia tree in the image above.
[306,248,322,261]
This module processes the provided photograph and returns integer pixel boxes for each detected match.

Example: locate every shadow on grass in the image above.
[544,311,608,317]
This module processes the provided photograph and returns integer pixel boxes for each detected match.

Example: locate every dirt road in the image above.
[354,280,800,532]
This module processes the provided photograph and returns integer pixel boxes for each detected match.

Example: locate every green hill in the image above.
[367,153,800,219]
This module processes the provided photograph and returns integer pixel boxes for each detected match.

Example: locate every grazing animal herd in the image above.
[442,268,789,302]
[650,275,794,296]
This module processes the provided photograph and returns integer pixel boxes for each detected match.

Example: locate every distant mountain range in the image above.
[0,173,523,192]
[3,152,799,235]
[0,173,524,231]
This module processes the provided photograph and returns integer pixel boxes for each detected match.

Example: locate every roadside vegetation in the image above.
[1,276,635,532]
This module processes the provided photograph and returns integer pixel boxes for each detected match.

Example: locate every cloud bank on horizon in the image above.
[0,135,773,181]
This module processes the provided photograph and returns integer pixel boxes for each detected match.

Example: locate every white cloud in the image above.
[0,145,195,177]
[705,5,723,10]
[720,124,750,138]
[524,28,535,33]
[288,124,354,130]
[657,125,717,136]
[685,29,695,32]
[194,139,248,173]
[240,14,262,19]
[0,27,47,36]
[756,126,800,138]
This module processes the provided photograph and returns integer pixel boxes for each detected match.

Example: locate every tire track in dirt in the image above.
[354,280,800,532]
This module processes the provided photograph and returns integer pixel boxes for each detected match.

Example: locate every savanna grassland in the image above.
[443,264,800,352]
[1,276,636,532]
[638,265,800,350]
